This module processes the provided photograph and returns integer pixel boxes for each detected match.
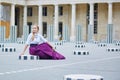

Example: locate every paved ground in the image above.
[0,42,120,80]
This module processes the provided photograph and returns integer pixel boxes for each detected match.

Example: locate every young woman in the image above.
[20,25,65,60]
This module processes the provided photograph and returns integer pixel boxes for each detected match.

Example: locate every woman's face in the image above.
[32,26,38,33]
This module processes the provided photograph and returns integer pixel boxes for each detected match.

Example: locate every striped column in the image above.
[23,25,29,41]
[107,3,113,43]
[0,27,6,42]
[107,24,113,43]
[0,5,5,42]
[23,5,28,42]
[47,25,54,41]
[76,25,82,42]
[63,25,69,41]
[10,26,17,42]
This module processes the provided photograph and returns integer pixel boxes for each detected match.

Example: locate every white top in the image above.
[26,33,47,45]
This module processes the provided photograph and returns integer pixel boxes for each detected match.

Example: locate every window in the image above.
[59,6,63,16]
[27,7,32,16]
[42,7,47,16]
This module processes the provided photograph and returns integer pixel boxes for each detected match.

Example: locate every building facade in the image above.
[0,0,120,42]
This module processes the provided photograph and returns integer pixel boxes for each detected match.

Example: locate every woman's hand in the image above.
[20,45,29,56]
[20,52,24,56]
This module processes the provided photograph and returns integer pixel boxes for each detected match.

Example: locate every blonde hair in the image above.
[32,24,39,31]
[36,25,39,31]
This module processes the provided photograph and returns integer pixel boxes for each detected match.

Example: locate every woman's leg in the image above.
[37,43,65,59]
[35,50,52,59]
[29,43,65,59]
[52,51,65,59]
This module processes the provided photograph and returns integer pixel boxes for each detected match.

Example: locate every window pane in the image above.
[59,6,63,16]
[27,7,32,16]
[42,7,47,16]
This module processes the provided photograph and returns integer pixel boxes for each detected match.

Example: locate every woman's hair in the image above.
[36,25,39,31]
[32,24,39,31]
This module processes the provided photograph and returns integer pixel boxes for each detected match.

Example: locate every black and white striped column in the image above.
[63,25,69,41]
[0,27,5,42]
[76,25,82,42]
[47,25,54,41]
[10,26,17,42]
[23,25,29,42]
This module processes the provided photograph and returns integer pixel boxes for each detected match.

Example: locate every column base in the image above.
[70,36,75,42]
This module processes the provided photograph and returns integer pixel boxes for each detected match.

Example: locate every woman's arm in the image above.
[20,44,29,55]
[39,34,54,49]
[46,42,53,48]
[20,33,32,55]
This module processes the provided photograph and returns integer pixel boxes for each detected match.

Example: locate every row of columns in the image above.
[9,3,113,41]
[70,3,113,41]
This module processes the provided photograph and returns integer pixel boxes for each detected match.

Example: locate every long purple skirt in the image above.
[29,43,65,60]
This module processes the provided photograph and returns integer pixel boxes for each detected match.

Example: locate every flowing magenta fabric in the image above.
[29,43,65,60]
